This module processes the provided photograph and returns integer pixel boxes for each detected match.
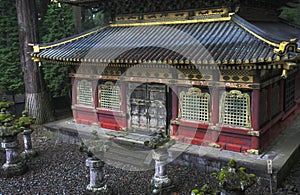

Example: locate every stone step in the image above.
[102,140,153,168]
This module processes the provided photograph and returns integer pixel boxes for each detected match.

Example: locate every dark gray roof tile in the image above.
[33,14,300,65]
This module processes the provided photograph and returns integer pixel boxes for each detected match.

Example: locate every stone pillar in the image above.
[86,157,109,194]
[21,129,37,158]
[1,136,27,177]
[151,148,172,194]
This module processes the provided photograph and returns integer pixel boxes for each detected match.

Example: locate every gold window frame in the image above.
[77,79,93,107]
[179,87,211,122]
[220,90,251,128]
[98,81,122,111]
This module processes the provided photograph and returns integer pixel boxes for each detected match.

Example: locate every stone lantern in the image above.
[144,131,176,194]
[17,110,37,158]
[0,97,14,110]
[0,113,27,177]
[81,130,111,194]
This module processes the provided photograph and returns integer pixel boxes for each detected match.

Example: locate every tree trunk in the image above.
[73,6,82,33]
[16,0,54,124]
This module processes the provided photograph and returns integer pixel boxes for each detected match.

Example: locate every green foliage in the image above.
[40,3,76,97]
[0,99,34,137]
[144,131,175,149]
[214,159,257,192]
[0,1,24,94]
[16,110,35,129]
[0,97,14,109]
[41,3,76,43]
[193,159,257,194]
[82,10,105,30]
[0,100,34,136]
[279,3,300,26]
[41,63,71,97]
[228,159,237,168]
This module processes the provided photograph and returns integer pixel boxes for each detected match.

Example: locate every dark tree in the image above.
[0,1,23,94]
[15,0,54,124]
[41,2,76,98]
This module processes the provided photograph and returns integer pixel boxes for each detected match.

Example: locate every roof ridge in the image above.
[231,14,280,48]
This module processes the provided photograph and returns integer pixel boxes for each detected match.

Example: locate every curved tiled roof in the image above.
[32,14,300,65]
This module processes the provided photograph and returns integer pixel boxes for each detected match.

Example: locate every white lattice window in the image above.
[98,81,121,111]
[77,80,93,107]
[221,90,251,128]
[179,88,210,122]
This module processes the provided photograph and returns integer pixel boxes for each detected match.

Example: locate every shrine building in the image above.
[31,2,300,154]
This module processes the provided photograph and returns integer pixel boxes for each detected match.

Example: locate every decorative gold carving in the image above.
[195,7,228,17]
[116,15,140,22]
[274,39,300,56]
[209,142,220,148]
[125,68,173,79]
[170,119,180,125]
[248,131,260,137]
[116,8,228,23]
[120,127,127,132]
[33,45,40,53]
[220,75,253,82]
[220,70,253,83]
[247,149,259,155]
[32,57,40,62]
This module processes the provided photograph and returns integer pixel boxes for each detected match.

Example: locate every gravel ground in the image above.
[0,129,299,195]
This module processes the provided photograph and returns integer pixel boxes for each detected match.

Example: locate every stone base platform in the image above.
[43,115,300,190]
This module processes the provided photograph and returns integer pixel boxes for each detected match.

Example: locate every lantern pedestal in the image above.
[1,135,27,177]
[86,157,109,194]
[21,129,37,158]
[151,148,173,194]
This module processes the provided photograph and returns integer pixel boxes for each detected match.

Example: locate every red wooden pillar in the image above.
[171,85,179,136]
[93,80,98,108]
[211,87,219,125]
[251,89,260,150]
[267,85,272,120]
[280,79,284,112]
[71,77,76,105]
[71,77,77,122]
[89,79,98,125]
[121,81,127,128]
[171,85,178,119]
[210,86,220,142]
[295,71,300,102]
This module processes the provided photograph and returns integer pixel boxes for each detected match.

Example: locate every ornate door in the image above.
[128,83,168,134]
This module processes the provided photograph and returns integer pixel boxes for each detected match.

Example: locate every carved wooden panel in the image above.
[128,83,166,133]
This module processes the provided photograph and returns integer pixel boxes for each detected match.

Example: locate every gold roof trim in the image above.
[110,16,231,27]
